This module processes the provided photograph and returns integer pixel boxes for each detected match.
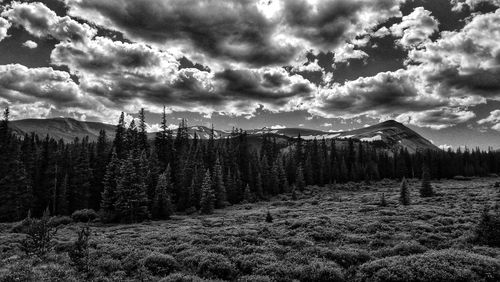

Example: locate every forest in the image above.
[1,107,500,223]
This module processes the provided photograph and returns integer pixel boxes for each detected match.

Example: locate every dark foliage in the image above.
[1,106,500,223]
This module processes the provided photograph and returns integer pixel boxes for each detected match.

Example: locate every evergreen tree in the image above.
[200,170,215,214]
[400,177,410,206]
[152,170,174,219]
[113,112,126,159]
[213,159,227,208]
[137,108,149,152]
[420,164,434,197]
[101,152,121,218]
[114,154,150,223]
[296,165,306,191]
[58,174,69,215]
[242,184,252,203]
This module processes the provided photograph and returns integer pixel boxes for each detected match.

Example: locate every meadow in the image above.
[1,177,500,281]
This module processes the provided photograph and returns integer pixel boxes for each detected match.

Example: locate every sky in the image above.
[0,0,500,148]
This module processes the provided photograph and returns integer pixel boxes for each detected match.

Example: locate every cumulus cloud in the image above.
[2,2,96,42]
[51,36,315,116]
[478,109,500,130]
[0,17,11,42]
[62,0,404,68]
[333,43,368,64]
[22,40,37,49]
[451,0,500,11]
[311,70,446,119]
[390,7,439,49]
[408,9,500,102]
[396,107,476,129]
[0,64,105,119]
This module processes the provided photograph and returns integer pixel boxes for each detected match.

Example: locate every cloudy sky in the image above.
[0,0,500,148]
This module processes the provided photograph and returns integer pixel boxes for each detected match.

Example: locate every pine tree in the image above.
[296,165,306,191]
[242,184,252,203]
[200,170,215,214]
[379,193,387,207]
[114,154,150,223]
[213,159,227,208]
[137,108,149,152]
[152,169,174,219]
[101,152,121,219]
[420,164,434,197]
[400,177,410,206]
[58,174,69,215]
[113,112,126,159]
[265,210,273,223]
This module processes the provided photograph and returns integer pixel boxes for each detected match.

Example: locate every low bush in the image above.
[196,252,236,280]
[143,253,180,276]
[355,249,500,282]
[374,241,428,258]
[237,274,273,282]
[474,208,500,247]
[296,260,345,282]
[160,272,206,282]
[71,209,98,223]
[308,247,371,268]
[49,216,72,227]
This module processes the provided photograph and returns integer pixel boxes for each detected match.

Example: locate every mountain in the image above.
[248,120,439,153]
[9,118,438,152]
[10,117,116,142]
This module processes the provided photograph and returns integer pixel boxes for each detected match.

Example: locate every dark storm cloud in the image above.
[63,0,405,67]
[51,35,314,115]
[63,0,298,67]
[397,107,476,129]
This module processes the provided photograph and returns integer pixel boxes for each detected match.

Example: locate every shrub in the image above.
[474,208,500,247]
[265,211,273,223]
[296,260,344,282]
[374,241,428,258]
[143,253,180,276]
[355,249,500,282]
[308,247,371,268]
[160,272,205,282]
[379,193,387,207]
[195,252,236,280]
[68,226,92,274]
[20,209,58,259]
[453,175,472,181]
[49,216,73,227]
[238,275,273,282]
[71,209,98,222]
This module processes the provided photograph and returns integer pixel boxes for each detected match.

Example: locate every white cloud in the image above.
[22,40,37,49]
[390,7,439,49]
[270,124,286,129]
[0,17,11,42]
[2,2,96,42]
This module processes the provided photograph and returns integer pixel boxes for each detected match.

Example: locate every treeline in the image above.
[1,107,500,222]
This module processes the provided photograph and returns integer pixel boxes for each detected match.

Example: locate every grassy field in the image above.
[1,178,500,281]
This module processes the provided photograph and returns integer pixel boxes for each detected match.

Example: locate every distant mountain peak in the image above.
[10,117,438,152]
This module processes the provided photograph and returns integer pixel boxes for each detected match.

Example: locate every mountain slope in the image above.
[250,120,439,153]
[9,118,438,152]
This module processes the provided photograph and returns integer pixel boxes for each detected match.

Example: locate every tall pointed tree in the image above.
[200,170,215,214]
[152,168,174,219]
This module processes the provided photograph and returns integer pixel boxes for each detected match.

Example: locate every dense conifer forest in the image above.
[1,107,500,222]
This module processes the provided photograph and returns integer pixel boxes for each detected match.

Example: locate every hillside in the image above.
[9,118,438,152]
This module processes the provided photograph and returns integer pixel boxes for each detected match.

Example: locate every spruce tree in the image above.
[101,152,121,218]
[152,169,173,219]
[242,184,252,203]
[296,165,306,191]
[114,154,150,223]
[138,108,149,152]
[400,177,410,206]
[58,174,69,215]
[213,159,227,208]
[113,112,126,159]
[420,164,434,197]
[200,170,215,214]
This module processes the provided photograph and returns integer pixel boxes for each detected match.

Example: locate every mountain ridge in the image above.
[9,117,439,152]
